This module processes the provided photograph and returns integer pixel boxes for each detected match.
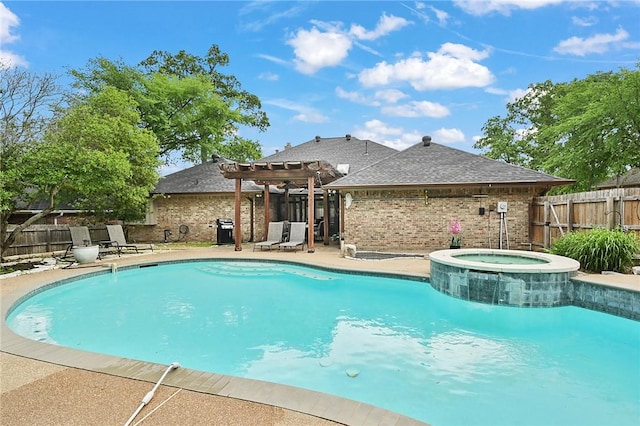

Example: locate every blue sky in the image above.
[2,1,639,175]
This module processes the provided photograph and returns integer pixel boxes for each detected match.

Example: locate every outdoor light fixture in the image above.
[345,193,353,209]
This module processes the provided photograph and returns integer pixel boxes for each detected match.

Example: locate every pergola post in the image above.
[234,178,242,251]
[323,188,330,245]
[307,175,315,252]
[263,183,270,237]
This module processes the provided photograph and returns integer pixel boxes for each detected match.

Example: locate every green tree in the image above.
[1,76,160,260]
[70,44,269,164]
[474,64,640,192]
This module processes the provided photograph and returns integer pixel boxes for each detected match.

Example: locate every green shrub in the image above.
[548,227,639,273]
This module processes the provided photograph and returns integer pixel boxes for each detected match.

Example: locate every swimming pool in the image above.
[6,260,640,425]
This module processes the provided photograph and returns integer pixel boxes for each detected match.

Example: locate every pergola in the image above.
[220,160,341,252]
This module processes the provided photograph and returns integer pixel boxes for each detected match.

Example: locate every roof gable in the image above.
[327,141,573,188]
[152,159,261,194]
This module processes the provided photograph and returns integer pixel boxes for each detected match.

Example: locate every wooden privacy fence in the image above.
[531,188,640,248]
[3,225,110,258]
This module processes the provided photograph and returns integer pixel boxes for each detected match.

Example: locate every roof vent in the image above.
[284,142,292,150]
[212,154,221,163]
[422,135,432,146]
[315,135,321,142]
[346,134,351,141]
[337,164,350,175]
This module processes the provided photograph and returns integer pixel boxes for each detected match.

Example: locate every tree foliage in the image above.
[1,66,63,211]
[70,44,269,164]
[1,68,160,260]
[474,64,640,192]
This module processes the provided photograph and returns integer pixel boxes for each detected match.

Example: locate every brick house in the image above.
[324,137,572,251]
[129,156,262,244]
[132,135,572,251]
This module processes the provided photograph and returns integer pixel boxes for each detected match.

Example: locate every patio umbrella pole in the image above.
[124,362,180,426]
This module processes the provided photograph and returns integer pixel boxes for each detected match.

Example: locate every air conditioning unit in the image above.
[497,201,508,213]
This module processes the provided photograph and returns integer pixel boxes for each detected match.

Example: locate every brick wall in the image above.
[342,187,538,251]
[128,194,257,243]
[129,186,538,251]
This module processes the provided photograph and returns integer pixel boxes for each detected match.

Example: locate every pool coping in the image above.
[1,254,429,426]
[429,248,581,273]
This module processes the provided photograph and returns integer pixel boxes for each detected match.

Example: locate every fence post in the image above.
[543,201,550,248]
[606,196,615,229]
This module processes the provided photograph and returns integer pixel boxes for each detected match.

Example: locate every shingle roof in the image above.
[326,141,574,188]
[596,168,640,189]
[260,136,398,176]
[152,159,262,194]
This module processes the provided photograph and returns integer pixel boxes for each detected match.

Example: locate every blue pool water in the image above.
[6,260,640,426]
[453,253,549,265]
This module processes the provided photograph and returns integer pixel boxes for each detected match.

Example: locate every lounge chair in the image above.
[253,221,284,251]
[61,226,117,261]
[106,224,154,255]
[278,222,306,252]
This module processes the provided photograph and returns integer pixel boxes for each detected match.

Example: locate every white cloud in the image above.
[0,2,27,68]
[258,71,279,81]
[358,43,494,90]
[256,53,290,66]
[293,111,329,123]
[0,2,19,43]
[0,50,27,68]
[287,27,352,74]
[484,87,508,96]
[238,2,308,32]
[433,127,466,144]
[264,98,329,123]
[485,86,528,103]
[507,88,528,103]
[349,13,411,41]
[374,89,408,103]
[381,100,450,118]
[571,16,597,27]
[335,87,379,106]
[553,28,630,56]
[454,0,564,16]
[429,5,450,25]
[286,13,413,75]
[351,119,422,151]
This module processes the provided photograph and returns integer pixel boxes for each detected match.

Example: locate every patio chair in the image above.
[278,222,306,252]
[106,224,154,255]
[61,226,117,261]
[253,221,284,251]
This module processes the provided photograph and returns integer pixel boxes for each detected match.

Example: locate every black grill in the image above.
[216,218,234,244]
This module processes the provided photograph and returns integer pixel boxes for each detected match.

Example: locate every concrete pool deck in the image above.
[1,244,638,425]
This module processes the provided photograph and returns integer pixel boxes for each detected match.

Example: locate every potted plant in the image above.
[448,219,462,249]
[72,240,99,264]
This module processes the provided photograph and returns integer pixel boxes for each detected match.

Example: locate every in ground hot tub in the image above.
[429,249,580,307]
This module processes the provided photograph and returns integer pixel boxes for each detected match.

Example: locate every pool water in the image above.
[7,261,640,426]
[453,253,549,264]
